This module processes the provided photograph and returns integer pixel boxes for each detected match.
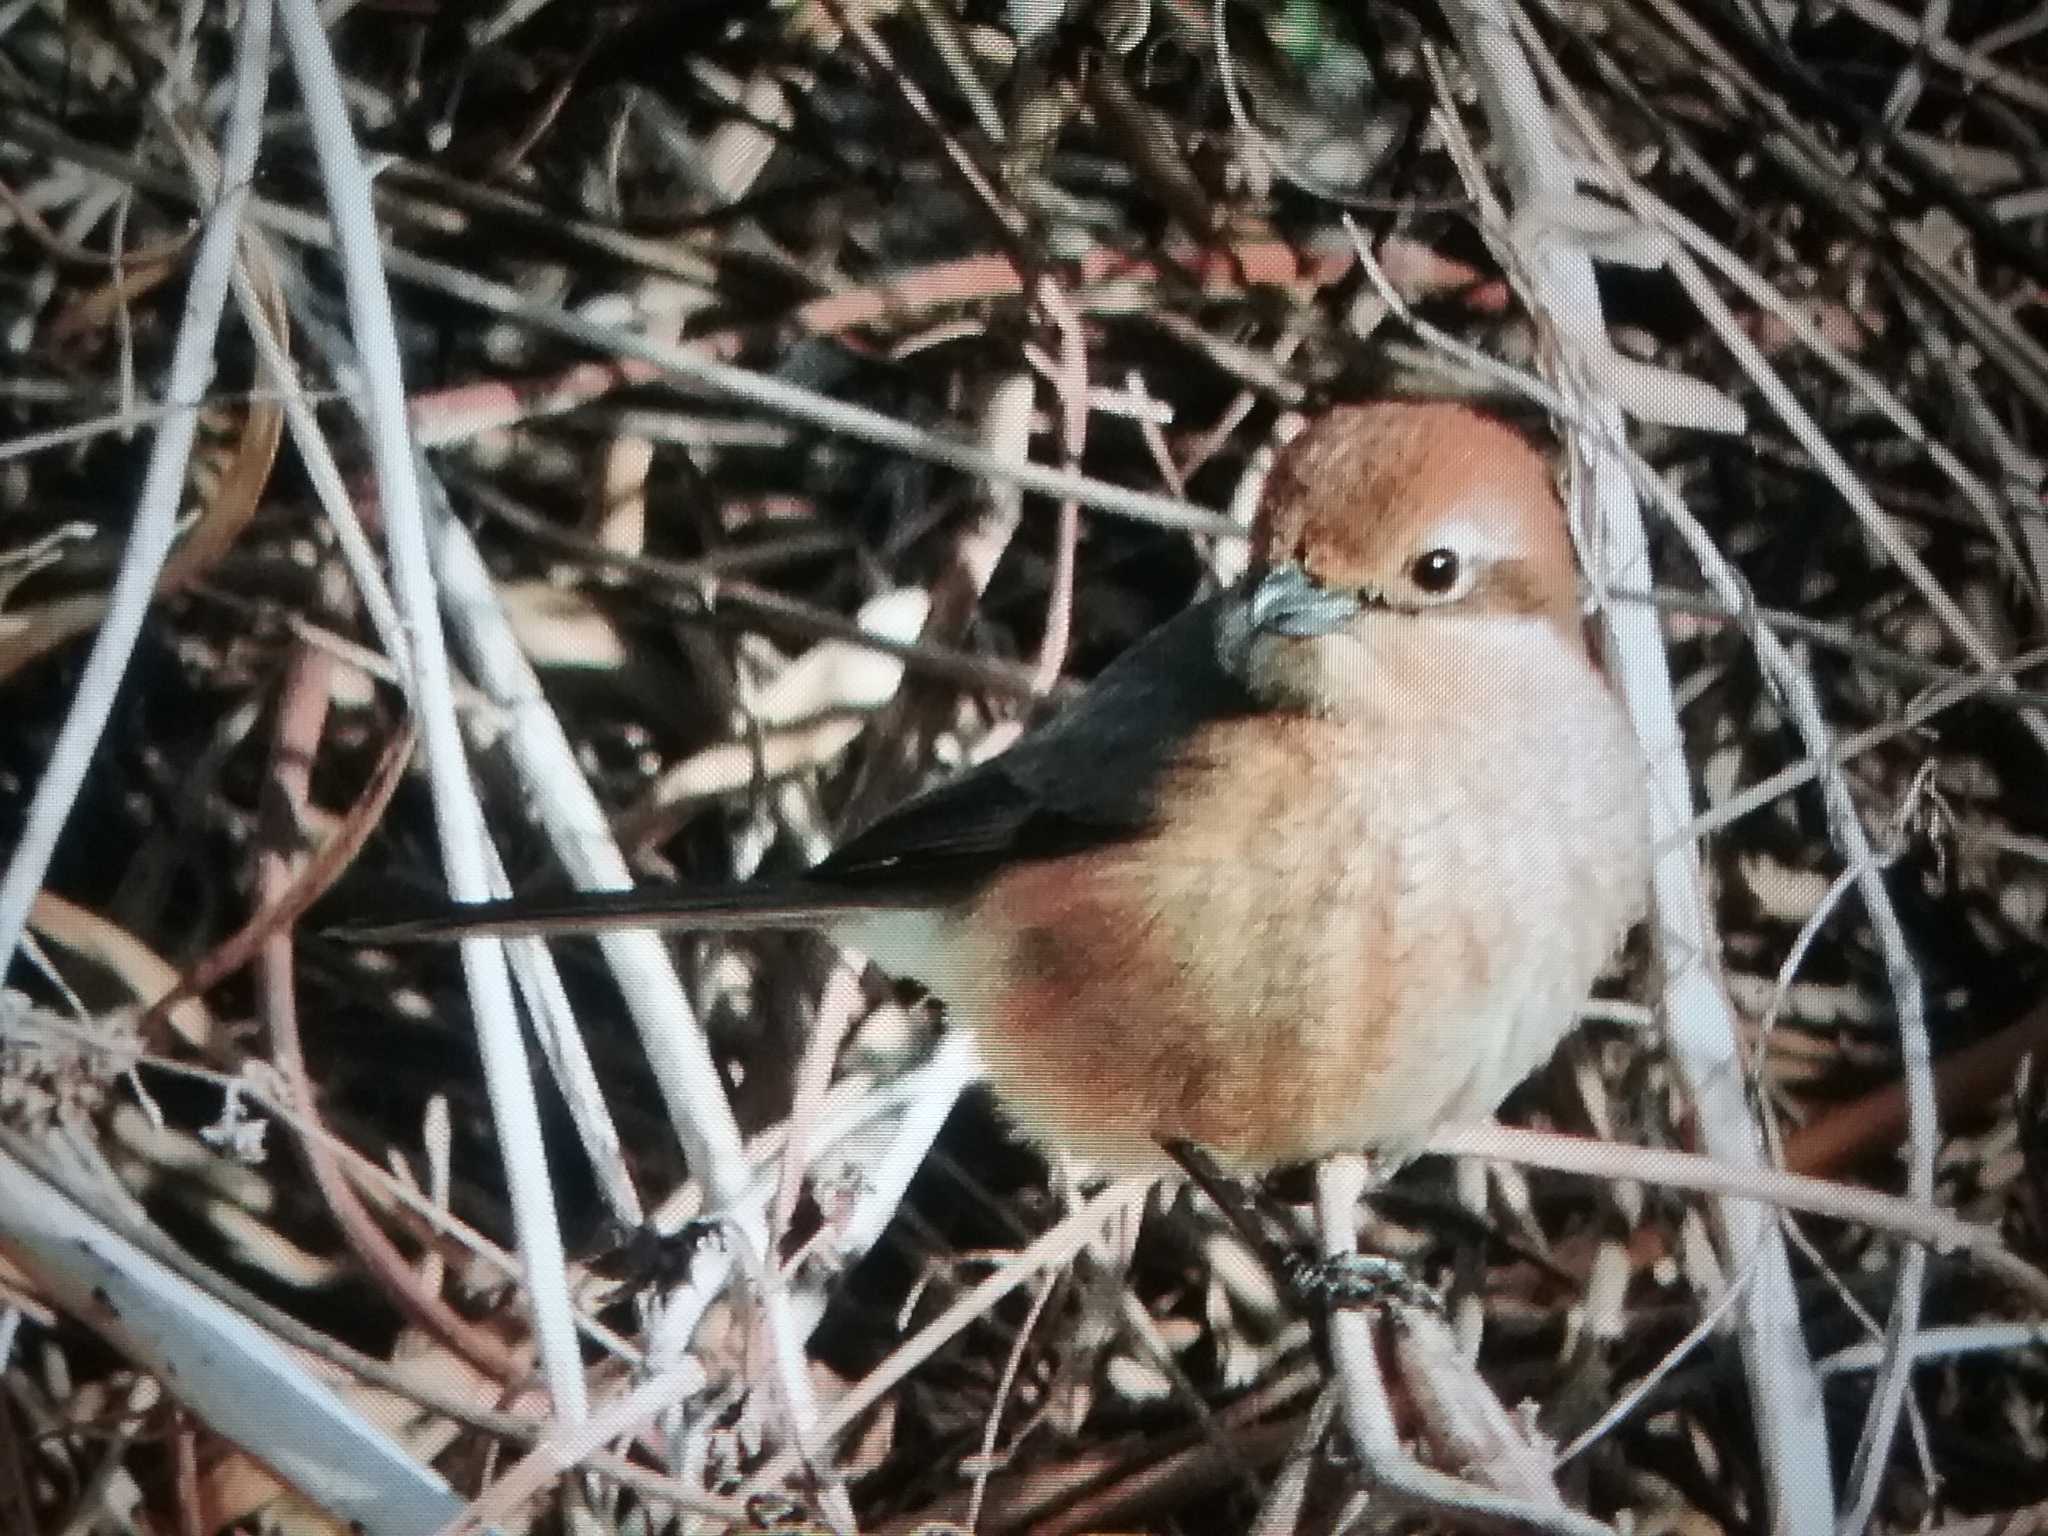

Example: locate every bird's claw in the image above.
[1282,1250,1443,1316]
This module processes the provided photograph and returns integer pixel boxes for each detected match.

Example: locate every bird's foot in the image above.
[587,1216,728,1289]
[1281,1249,1443,1316]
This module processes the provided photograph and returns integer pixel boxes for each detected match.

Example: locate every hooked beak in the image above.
[1248,562,1363,638]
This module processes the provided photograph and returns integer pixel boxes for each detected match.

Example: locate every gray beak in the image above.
[1248,563,1362,638]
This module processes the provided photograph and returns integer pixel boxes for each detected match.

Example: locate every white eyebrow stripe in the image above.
[1420,509,1522,563]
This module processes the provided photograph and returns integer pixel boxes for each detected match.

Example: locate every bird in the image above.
[345,401,1651,1178]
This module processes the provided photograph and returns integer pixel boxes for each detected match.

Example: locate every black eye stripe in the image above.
[1383,555,1554,617]
[1478,559,1555,616]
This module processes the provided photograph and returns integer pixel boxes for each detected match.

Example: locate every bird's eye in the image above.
[1409,547,1463,595]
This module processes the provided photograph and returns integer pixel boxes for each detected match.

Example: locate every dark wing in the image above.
[328,594,1252,942]
[810,595,1249,893]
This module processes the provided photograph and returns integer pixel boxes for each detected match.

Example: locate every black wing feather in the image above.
[810,596,1249,892]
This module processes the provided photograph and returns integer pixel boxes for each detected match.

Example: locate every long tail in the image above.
[330,882,916,944]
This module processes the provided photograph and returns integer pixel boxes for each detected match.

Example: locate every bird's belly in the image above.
[893,814,1622,1175]
[850,647,1647,1176]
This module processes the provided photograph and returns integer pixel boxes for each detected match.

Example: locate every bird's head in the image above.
[1217,402,1588,716]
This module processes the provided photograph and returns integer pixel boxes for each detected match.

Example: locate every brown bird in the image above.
[348,402,1650,1177]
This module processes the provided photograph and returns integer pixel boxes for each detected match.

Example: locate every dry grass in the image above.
[1,1,2046,1532]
